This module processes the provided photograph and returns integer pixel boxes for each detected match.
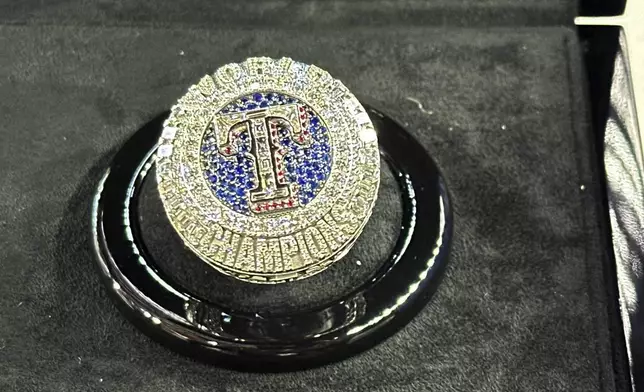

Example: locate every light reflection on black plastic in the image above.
[91,105,452,371]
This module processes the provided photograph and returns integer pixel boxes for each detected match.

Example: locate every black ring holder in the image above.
[91,104,453,371]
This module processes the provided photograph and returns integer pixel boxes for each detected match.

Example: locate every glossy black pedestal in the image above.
[91,106,452,371]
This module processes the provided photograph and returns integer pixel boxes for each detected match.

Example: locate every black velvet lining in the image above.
[0,1,577,28]
[0,22,628,392]
[137,160,402,314]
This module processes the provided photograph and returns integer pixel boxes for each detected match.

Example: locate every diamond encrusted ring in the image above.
[156,57,380,284]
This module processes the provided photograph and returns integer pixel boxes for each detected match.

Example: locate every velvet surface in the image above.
[0,10,629,392]
[0,0,577,28]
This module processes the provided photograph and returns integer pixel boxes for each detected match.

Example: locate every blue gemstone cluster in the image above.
[201,133,256,213]
[282,113,331,205]
[220,92,298,114]
[201,92,332,215]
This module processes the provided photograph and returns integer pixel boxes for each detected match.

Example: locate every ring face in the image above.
[200,92,332,215]
[156,57,380,283]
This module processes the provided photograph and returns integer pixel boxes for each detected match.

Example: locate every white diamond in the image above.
[179,163,190,178]
[206,209,221,221]
[233,219,245,231]
[161,126,178,139]
[182,196,194,206]
[267,219,279,230]
[359,127,377,143]
[292,62,308,75]
[292,62,308,88]
[356,112,371,126]
[158,145,173,157]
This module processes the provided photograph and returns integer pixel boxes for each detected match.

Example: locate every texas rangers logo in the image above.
[200,92,332,215]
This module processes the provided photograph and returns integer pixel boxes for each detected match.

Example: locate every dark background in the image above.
[0,1,632,391]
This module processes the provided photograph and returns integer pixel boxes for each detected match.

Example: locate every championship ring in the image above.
[156,57,380,283]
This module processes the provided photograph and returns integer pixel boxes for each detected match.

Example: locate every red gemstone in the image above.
[299,107,304,112]
[300,114,306,119]
[255,206,261,212]
[303,130,309,135]
[287,199,294,207]
[224,146,231,154]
